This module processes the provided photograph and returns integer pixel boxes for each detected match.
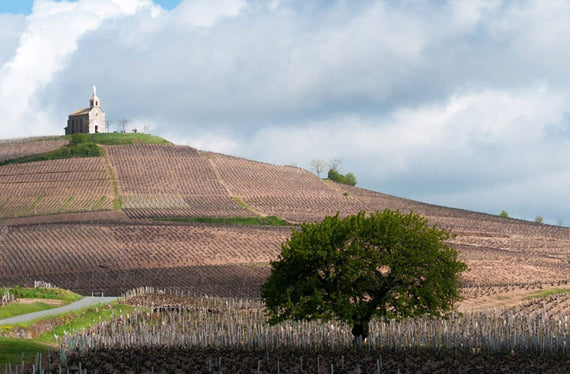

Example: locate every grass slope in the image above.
[0,143,101,166]
[2,287,82,302]
[77,133,171,145]
[0,337,53,367]
[0,299,135,368]
[0,133,170,166]
[0,287,82,319]
[0,302,63,320]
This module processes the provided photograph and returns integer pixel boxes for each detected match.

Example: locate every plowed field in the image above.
[0,141,569,300]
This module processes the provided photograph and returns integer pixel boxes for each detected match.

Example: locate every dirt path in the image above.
[0,296,118,325]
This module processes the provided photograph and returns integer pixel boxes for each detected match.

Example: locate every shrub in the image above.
[327,168,357,186]
[69,133,87,145]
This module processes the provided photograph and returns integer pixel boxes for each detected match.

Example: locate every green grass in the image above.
[0,302,63,320]
[525,288,570,299]
[100,146,122,210]
[0,286,83,367]
[0,143,102,166]
[0,286,128,368]
[232,197,250,210]
[90,196,107,211]
[0,133,169,166]
[113,195,122,210]
[1,287,82,302]
[156,216,290,226]
[77,133,171,145]
[19,197,42,217]
[0,302,137,367]
[34,303,137,343]
[57,196,74,213]
[0,287,82,319]
[0,337,53,367]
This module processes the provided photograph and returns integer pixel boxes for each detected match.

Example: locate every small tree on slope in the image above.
[261,209,467,343]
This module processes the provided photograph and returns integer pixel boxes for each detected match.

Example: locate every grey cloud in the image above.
[0,14,26,66]
[1,0,570,224]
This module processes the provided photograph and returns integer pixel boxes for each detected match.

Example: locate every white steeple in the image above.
[90,85,100,108]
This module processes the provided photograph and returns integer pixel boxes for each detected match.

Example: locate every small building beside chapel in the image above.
[65,86,106,135]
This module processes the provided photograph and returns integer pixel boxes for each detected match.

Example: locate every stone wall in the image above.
[88,107,105,133]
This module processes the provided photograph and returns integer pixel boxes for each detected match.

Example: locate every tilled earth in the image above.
[42,346,570,373]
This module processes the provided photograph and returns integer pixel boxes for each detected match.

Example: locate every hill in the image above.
[1,135,569,296]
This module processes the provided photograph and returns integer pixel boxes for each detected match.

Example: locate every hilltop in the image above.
[1,134,569,296]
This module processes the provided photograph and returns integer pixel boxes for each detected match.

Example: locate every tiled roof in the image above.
[69,108,90,116]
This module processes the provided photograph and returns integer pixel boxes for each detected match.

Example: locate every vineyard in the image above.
[0,217,569,296]
[0,137,68,162]
[207,152,366,223]
[95,290,570,353]
[0,222,289,296]
[21,289,570,373]
[2,137,570,372]
[0,158,114,219]
[0,141,568,294]
[106,145,254,219]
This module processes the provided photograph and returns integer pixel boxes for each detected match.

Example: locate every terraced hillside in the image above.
[0,158,114,219]
[0,136,569,297]
[0,137,68,162]
[206,152,365,222]
[106,144,252,219]
[0,222,288,296]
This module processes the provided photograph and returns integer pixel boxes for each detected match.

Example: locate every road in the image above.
[0,296,118,325]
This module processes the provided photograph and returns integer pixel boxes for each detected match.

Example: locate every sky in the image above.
[0,0,569,226]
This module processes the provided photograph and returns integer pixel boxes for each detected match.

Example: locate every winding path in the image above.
[0,296,118,325]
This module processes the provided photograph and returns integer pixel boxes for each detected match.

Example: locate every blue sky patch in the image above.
[0,0,182,15]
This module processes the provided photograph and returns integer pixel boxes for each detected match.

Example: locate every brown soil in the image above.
[50,346,570,374]
[2,143,570,299]
[2,210,128,226]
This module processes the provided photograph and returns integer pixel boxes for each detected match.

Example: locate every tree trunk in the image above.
[351,318,370,347]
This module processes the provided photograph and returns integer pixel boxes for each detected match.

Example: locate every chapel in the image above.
[65,86,106,135]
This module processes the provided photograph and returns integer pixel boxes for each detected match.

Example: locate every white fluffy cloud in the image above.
[171,0,245,27]
[1,0,570,224]
[0,0,158,138]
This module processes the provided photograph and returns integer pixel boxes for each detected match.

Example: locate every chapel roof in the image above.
[69,108,91,116]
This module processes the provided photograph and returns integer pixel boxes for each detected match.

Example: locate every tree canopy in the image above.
[261,209,467,341]
[327,168,356,186]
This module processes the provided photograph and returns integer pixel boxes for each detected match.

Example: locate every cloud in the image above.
[0,14,26,67]
[1,0,570,223]
[171,0,245,28]
[0,0,158,138]
[180,84,569,223]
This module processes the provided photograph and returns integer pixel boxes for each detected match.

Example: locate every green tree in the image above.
[327,168,357,186]
[69,133,87,145]
[261,210,467,343]
[534,215,544,224]
[499,210,509,218]
[344,172,356,186]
